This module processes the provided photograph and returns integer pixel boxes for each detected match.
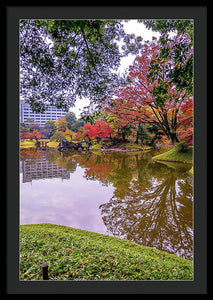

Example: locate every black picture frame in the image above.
[5,3,207,295]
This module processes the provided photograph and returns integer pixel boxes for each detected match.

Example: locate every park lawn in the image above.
[124,143,152,151]
[20,140,59,149]
[20,224,193,281]
[90,142,152,152]
[152,144,193,164]
[20,140,36,149]
[47,141,59,148]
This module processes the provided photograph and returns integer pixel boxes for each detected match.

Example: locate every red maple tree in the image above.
[104,35,193,145]
[83,120,113,140]
[29,129,41,141]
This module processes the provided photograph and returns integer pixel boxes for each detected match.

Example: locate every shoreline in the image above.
[152,158,192,164]
[20,143,193,167]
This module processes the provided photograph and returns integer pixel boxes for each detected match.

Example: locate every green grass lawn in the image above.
[47,141,59,148]
[90,142,152,152]
[20,224,193,281]
[20,139,59,149]
[152,144,193,164]
[20,141,36,149]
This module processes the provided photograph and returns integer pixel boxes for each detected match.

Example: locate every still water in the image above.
[20,148,193,260]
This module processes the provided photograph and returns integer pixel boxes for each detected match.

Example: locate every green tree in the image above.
[65,111,77,129]
[44,120,56,136]
[20,19,142,113]
[81,111,102,125]
[55,116,68,132]
[50,130,66,142]
[141,19,193,95]
[137,124,150,145]
[142,19,193,39]
[70,119,85,132]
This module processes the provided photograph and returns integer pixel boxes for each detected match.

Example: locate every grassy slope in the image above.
[152,145,193,164]
[20,224,193,281]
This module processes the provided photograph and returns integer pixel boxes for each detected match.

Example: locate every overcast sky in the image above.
[70,20,160,118]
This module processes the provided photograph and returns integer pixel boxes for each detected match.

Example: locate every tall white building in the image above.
[20,100,67,127]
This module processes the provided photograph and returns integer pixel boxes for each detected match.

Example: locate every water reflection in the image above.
[20,148,193,259]
[100,166,193,259]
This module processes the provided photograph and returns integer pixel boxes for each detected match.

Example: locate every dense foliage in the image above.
[103,21,193,145]
[142,19,193,95]
[83,120,113,140]
[20,19,142,113]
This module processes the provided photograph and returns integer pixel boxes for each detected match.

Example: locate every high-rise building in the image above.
[20,100,67,127]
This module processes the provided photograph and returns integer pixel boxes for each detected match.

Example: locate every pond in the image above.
[20,148,193,260]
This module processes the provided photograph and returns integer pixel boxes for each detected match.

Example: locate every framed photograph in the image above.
[5,4,207,295]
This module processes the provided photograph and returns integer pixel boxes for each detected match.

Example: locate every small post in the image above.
[42,263,49,280]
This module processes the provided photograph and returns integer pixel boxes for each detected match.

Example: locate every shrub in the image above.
[176,141,189,153]
[91,143,103,150]
[50,131,66,142]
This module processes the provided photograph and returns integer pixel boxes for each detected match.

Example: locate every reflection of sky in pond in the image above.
[20,166,115,235]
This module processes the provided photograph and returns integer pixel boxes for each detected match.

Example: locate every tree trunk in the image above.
[135,132,139,144]
[170,131,179,145]
[122,132,126,143]
[135,123,141,144]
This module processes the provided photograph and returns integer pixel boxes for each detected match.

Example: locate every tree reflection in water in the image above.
[21,149,193,259]
[99,156,193,260]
